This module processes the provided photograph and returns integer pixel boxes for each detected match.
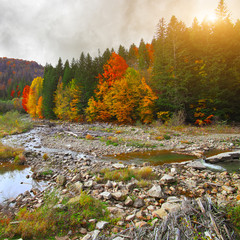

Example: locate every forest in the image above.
[0,57,44,99]
[7,0,240,124]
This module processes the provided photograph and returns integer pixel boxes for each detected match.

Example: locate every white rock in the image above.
[112,191,125,201]
[100,191,112,200]
[126,214,135,221]
[147,185,163,198]
[113,163,125,169]
[96,221,109,230]
[160,174,176,183]
[84,180,93,188]
[113,237,124,240]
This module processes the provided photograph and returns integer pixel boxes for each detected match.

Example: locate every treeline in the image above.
[0,57,44,99]
[23,0,240,124]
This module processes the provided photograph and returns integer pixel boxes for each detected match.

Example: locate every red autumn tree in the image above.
[22,85,30,112]
[98,52,128,86]
[11,90,15,98]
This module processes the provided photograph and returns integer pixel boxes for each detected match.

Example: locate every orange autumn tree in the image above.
[27,77,43,118]
[86,52,128,122]
[22,85,30,112]
[53,79,81,121]
[87,67,157,123]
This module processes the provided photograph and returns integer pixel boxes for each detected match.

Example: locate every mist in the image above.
[0,0,239,65]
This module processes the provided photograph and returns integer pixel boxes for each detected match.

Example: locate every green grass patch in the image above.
[100,166,157,182]
[126,140,156,149]
[2,190,110,239]
[0,142,23,160]
[0,111,32,137]
[226,204,240,230]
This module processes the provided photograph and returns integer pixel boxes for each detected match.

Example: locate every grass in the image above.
[99,166,157,182]
[1,190,110,239]
[0,111,32,137]
[0,142,23,161]
[226,203,240,231]
[126,140,157,149]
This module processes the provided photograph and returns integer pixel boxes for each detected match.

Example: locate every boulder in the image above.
[186,161,207,170]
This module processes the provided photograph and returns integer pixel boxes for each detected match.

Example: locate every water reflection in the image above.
[0,162,46,203]
[106,150,196,166]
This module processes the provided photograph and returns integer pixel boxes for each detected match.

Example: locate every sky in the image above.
[0,0,239,66]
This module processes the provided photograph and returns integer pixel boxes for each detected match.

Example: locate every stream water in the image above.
[0,162,46,203]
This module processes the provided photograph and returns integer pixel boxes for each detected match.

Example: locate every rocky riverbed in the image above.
[1,121,240,239]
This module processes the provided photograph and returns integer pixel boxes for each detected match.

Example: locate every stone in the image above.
[185,179,197,189]
[84,180,93,188]
[67,195,81,205]
[96,221,109,230]
[112,192,125,201]
[152,208,168,219]
[72,181,83,193]
[71,174,81,182]
[133,198,144,208]
[113,163,125,169]
[186,161,207,170]
[105,180,113,188]
[160,174,176,183]
[206,151,240,163]
[92,230,100,240]
[81,233,92,240]
[56,175,66,186]
[100,192,112,200]
[126,214,135,221]
[126,182,137,191]
[79,228,87,234]
[167,196,181,203]
[136,210,146,220]
[147,185,163,198]
[222,185,235,194]
[124,196,133,206]
[113,237,124,240]
[135,221,148,228]
[161,202,181,213]
[55,237,70,240]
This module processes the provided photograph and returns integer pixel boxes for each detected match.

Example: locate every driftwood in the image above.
[96,197,239,240]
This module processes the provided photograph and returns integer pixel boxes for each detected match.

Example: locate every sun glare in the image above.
[205,13,217,22]
[196,12,217,24]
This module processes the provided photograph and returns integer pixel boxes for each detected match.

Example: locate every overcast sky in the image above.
[0,0,239,66]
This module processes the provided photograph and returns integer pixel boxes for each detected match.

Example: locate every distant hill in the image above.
[0,57,44,99]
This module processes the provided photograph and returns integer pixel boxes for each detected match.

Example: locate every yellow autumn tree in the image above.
[27,77,43,118]
[36,96,43,119]
[53,79,81,121]
[86,68,157,123]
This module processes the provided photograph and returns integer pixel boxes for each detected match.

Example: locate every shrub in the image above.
[42,153,49,161]
[227,204,240,229]
[3,190,109,239]
[0,142,23,160]
[86,134,95,140]
[100,167,157,182]
[0,111,32,137]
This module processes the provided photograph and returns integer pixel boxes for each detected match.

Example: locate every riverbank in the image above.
[1,120,240,239]
[23,120,240,157]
